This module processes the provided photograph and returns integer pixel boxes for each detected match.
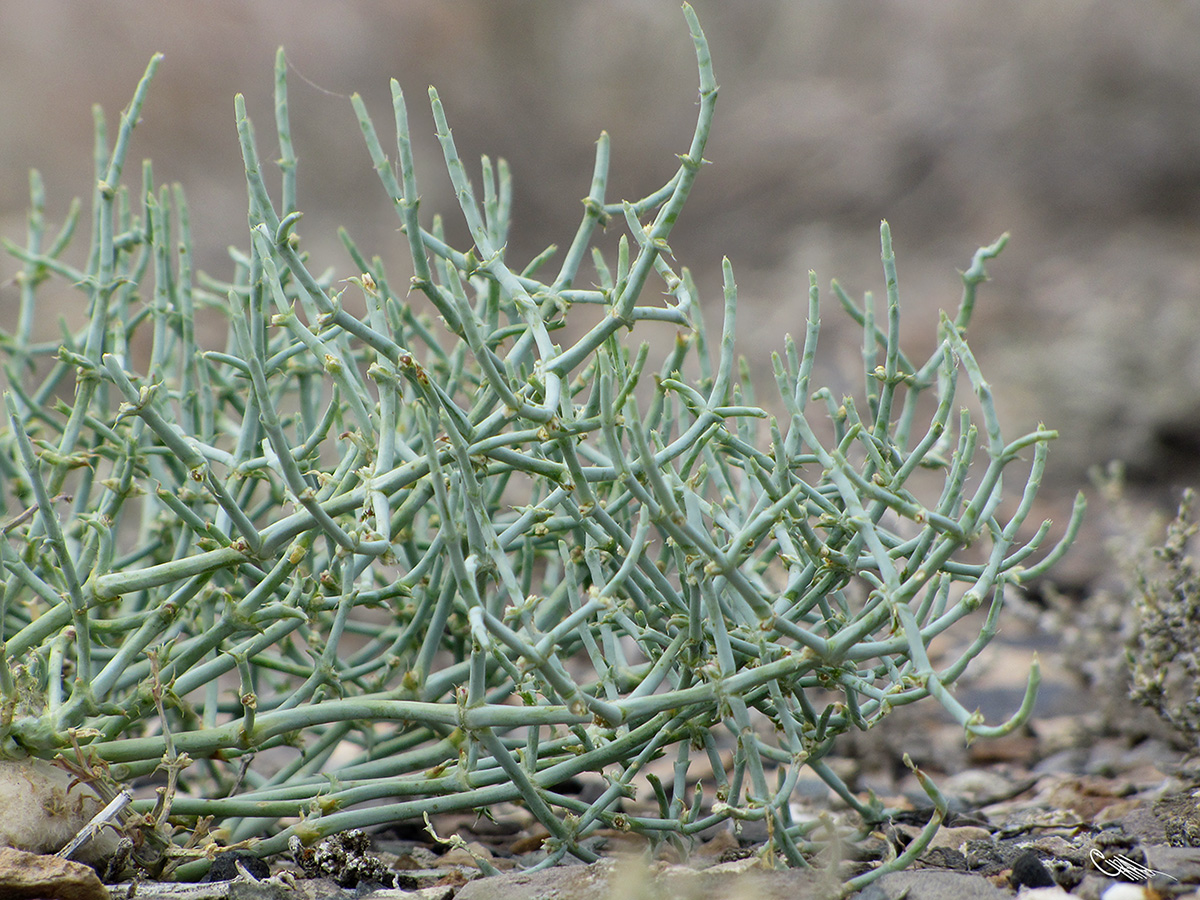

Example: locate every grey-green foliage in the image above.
[0,4,1083,888]
[1128,488,1200,743]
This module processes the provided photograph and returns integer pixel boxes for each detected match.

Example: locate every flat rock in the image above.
[453,863,612,900]
[861,869,1011,900]
[453,858,829,900]
[1143,844,1200,882]
[0,846,109,900]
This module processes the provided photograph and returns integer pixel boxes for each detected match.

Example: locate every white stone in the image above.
[0,757,121,864]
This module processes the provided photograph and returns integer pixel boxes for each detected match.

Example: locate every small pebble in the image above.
[201,849,270,882]
[1101,883,1153,900]
[1010,850,1056,889]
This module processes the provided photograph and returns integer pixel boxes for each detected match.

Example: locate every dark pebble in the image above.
[202,849,270,882]
[1009,850,1056,889]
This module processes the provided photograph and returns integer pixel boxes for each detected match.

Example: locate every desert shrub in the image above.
[0,5,1081,889]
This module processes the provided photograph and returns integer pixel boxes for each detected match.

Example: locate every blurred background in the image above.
[4,1,1200,588]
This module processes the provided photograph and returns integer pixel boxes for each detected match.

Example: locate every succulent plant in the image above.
[0,5,1082,890]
